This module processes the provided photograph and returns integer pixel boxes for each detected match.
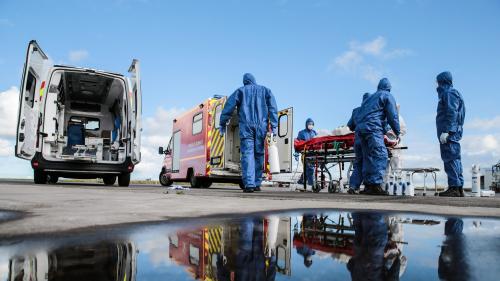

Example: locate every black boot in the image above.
[243,188,255,193]
[458,186,465,197]
[359,185,371,194]
[438,187,461,197]
[347,188,358,195]
[368,184,389,196]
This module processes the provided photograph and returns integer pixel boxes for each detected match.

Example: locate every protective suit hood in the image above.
[243,73,256,85]
[377,78,392,92]
[305,118,314,129]
[437,71,453,86]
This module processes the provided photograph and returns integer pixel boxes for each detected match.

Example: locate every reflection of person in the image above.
[356,78,400,195]
[347,93,370,194]
[348,212,401,281]
[295,118,317,190]
[296,244,315,268]
[438,218,470,281]
[435,71,466,197]
[219,73,279,193]
[235,218,277,281]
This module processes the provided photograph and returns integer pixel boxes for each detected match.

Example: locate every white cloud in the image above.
[0,138,13,157]
[462,134,500,157]
[0,18,14,27]
[0,87,20,137]
[68,50,89,63]
[133,107,184,179]
[350,36,387,56]
[329,36,412,83]
[465,115,500,131]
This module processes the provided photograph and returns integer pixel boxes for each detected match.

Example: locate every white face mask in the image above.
[307,124,314,130]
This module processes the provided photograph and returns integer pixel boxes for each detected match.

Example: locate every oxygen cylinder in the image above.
[406,172,415,196]
[471,164,480,197]
[268,134,280,174]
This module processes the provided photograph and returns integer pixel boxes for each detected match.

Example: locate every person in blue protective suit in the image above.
[219,73,279,193]
[438,218,469,280]
[435,71,466,197]
[347,93,371,194]
[348,212,402,281]
[356,78,400,195]
[295,118,317,190]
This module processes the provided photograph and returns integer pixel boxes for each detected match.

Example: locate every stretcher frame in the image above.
[301,140,356,193]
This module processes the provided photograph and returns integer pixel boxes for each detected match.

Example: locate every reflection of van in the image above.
[158,96,293,188]
[15,41,142,186]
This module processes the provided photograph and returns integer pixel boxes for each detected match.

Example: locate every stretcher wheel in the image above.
[328,182,337,193]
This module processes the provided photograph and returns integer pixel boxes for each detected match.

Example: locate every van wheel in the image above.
[159,172,173,186]
[118,173,131,187]
[47,175,59,184]
[103,176,116,186]
[201,179,212,188]
[188,171,201,188]
[34,170,47,184]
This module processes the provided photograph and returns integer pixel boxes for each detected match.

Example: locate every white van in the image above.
[15,41,142,186]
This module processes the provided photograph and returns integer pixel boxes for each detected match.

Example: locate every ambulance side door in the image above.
[15,40,49,160]
[276,107,293,173]
[128,59,142,164]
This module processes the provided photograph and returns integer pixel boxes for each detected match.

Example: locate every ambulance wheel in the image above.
[34,170,47,184]
[118,173,131,187]
[188,171,201,188]
[103,176,116,186]
[159,173,173,186]
[201,179,212,188]
[47,175,59,184]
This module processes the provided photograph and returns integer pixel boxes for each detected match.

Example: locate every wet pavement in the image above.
[0,210,499,280]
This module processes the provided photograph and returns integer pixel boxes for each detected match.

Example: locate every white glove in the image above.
[439,132,449,144]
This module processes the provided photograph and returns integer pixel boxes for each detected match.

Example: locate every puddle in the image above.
[0,211,499,280]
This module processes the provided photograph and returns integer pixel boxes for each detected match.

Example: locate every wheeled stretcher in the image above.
[294,133,402,193]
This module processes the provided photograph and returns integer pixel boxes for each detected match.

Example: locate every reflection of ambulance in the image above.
[158,96,293,188]
[15,41,142,186]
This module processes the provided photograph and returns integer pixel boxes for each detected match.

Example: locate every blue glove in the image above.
[219,126,226,136]
[294,152,300,161]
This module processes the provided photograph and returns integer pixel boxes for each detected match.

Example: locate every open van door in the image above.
[276,108,293,173]
[15,40,49,160]
[128,59,142,164]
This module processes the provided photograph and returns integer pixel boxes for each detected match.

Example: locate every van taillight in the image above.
[32,161,39,168]
[127,164,134,172]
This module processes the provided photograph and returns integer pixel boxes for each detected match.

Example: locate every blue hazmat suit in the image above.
[235,218,277,281]
[347,93,370,190]
[219,73,279,189]
[436,72,466,188]
[297,118,317,186]
[348,212,398,281]
[439,218,469,281]
[356,78,400,185]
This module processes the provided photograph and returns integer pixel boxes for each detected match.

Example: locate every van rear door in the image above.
[128,59,142,164]
[276,107,293,173]
[15,40,49,160]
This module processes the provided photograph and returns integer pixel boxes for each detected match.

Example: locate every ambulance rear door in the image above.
[209,98,225,169]
[15,40,49,160]
[128,59,142,164]
[276,107,293,173]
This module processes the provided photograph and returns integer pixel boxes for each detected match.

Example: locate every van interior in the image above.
[42,70,127,163]
[223,112,241,171]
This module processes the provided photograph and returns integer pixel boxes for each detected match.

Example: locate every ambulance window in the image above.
[192,112,203,135]
[214,104,222,129]
[278,114,288,137]
[24,70,37,108]
[189,244,200,265]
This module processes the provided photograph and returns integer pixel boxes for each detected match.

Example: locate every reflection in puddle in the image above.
[0,211,499,280]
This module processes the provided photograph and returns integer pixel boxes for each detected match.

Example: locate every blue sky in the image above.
[0,0,499,184]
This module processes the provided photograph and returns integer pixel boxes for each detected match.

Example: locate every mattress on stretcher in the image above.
[294,133,398,151]
[294,134,355,151]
